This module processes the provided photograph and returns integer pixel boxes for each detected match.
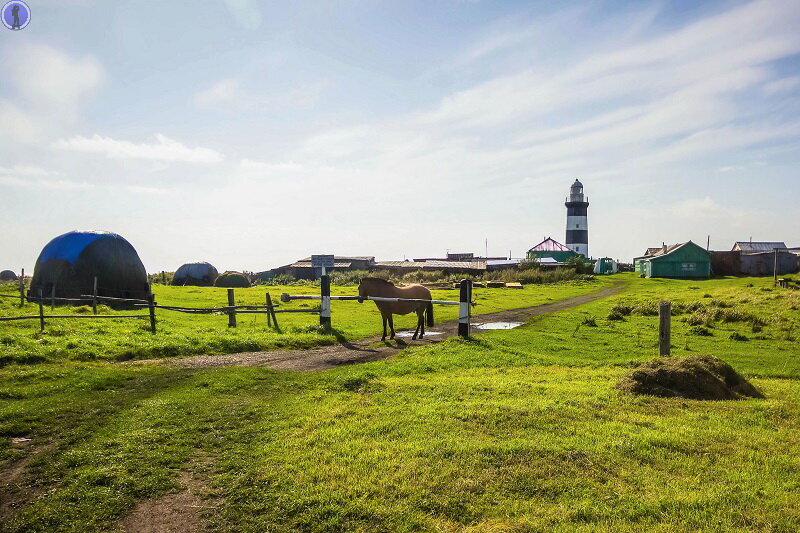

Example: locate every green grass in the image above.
[1,275,800,531]
[0,277,616,365]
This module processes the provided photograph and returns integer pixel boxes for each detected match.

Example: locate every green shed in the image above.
[640,241,711,278]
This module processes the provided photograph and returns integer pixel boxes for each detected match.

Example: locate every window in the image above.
[681,262,697,272]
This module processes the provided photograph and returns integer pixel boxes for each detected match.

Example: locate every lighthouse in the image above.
[565,179,589,258]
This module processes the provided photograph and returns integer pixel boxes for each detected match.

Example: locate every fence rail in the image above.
[2,277,477,338]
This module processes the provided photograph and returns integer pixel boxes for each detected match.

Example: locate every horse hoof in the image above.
[411,335,417,340]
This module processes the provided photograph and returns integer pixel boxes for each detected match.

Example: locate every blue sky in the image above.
[1,0,799,272]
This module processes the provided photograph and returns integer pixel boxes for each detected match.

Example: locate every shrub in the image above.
[581,316,598,327]
[610,302,633,316]
[632,301,660,316]
[689,326,713,336]
[607,310,625,321]
[729,332,749,341]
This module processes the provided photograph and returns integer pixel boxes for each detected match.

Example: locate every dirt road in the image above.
[129,282,626,372]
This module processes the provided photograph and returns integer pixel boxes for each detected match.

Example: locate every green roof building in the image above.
[639,241,711,278]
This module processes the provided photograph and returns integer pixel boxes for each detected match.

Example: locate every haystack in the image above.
[0,270,17,281]
[214,271,250,288]
[618,355,762,400]
[173,262,219,286]
[29,231,149,301]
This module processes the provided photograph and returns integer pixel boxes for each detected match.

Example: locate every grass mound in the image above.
[214,271,250,288]
[618,355,763,400]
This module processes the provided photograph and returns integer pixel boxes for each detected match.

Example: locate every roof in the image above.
[299,256,375,262]
[290,261,353,268]
[374,260,486,270]
[486,259,522,266]
[640,241,709,261]
[733,242,787,252]
[528,237,571,253]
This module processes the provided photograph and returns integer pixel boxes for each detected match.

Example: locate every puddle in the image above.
[395,331,443,338]
[474,322,522,330]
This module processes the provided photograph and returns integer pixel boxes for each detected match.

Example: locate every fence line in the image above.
[2,279,477,338]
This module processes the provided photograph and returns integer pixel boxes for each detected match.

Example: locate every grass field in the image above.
[1,274,800,532]
[0,277,615,366]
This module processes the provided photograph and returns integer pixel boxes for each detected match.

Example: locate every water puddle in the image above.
[474,321,523,330]
[395,331,443,338]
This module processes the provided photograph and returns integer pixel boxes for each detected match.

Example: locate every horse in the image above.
[357,277,434,341]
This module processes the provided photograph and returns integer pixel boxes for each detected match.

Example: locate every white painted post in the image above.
[320,274,331,332]
[458,279,472,339]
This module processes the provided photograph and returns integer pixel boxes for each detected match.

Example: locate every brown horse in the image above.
[358,277,434,341]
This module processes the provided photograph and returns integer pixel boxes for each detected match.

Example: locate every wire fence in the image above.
[0,279,310,334]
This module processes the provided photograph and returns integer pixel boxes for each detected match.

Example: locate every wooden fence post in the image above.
[458,279,472,339]
[266,292,280,332]
[161,271,166,285]
[148,293,157,333]
[18,268,25,307]
[659,301,671,356]
[50,284,56,310]
[227,289,237,328]
[773,248,779,287]
[92,277,98,314]
[320,274,331,332]
[38,288,45,332]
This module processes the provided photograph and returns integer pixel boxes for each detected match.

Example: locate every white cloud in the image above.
[194,79,241,107]
[53,134,224,163]
[763,75,800,95]
[127,186,172,195]
[194,78,328,110]
[223,0,263,31]
[6,43,104,122]
[0,176,93,190]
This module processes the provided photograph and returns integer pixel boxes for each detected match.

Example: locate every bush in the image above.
[610,303,633,316]
[607,310,626,321]
[329,270,370,286]
[689,326,713,336]
[581,316,598,327]
[729,332,749,341]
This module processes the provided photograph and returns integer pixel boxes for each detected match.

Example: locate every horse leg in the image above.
[388,315,395,340]
[420,308,426,338]
[412,313,421,340]
[381,314,387,341]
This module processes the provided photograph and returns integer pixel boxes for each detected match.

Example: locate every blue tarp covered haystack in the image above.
[29,231,149,301]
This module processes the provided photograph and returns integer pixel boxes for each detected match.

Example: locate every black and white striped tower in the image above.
[565,179,589,258]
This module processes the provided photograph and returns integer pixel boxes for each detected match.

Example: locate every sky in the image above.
[1,0,799,273]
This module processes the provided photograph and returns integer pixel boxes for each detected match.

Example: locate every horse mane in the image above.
[360,277,395,287]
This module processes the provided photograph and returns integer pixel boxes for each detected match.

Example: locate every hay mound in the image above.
[214,271,250,288]
[618,355,762,400]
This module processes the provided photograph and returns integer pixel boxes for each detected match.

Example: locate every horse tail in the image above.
[426,301,434,327]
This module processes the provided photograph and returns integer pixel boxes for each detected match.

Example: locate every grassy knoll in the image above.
[1,275,800,531]
[0,277,615,365]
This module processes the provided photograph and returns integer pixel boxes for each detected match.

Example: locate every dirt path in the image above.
[129,282,626,372]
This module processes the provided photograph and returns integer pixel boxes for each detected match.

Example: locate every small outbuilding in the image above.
[639,241,711,279]
[214,271,250,288]
[172,262,219,286]
[29,231,149,301]
[732,241,787,253]
[0,270,17,281]
[526,237,579,263]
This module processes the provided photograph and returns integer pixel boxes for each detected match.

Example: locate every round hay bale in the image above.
[618,355,763,400]
[0,270,18,281]
[172,262,218,286]
[214,271,250,288]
